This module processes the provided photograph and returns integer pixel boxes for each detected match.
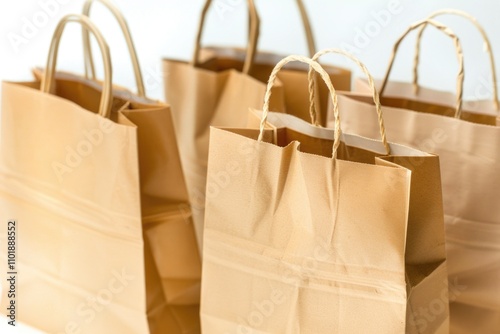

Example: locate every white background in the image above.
[1,0,500,102]
[0,0,499,333]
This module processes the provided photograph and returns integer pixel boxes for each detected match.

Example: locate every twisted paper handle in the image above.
[82,0,145,97]
[380,19,464,119]
[42,14,112,118]
[412,9,498,111]
[192,0,259,74]
[307,49,391,155]
[243,0,316,56]
[258,55,341,159]
[193,0,316,74]
[295,0,317,57]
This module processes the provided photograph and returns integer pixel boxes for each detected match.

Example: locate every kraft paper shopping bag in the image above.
[339,18,500,334]
[201,54,448,333]
[0,14,200,334]
[162,0,350,251]
[79,0,202,310]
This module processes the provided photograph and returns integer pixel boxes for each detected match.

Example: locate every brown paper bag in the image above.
[339,19,500,334]
[201,54,448,333]
[0,15,200,334]
[162,0,351,251]
[81,0,202,309]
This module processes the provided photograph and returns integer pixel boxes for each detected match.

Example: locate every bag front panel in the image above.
[0,82,148,333]
[201,127,411,333]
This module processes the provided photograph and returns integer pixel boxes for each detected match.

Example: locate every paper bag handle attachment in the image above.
[412,9,499,111]
[258,55,342,159]
[192,0,260,74]
[380,19,464,119]
[82,0,146,98]
[309,49,390,155]
[42,14,113,118]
